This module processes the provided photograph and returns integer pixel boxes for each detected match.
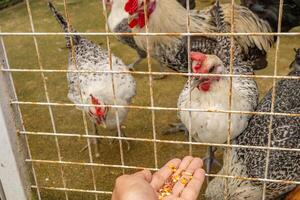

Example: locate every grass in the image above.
[0,0,300,199]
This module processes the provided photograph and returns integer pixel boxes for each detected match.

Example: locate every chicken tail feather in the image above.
[48,1,80,47]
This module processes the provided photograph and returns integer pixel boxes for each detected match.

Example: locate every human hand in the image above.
[152,156,205,200]
[112,156,205,200]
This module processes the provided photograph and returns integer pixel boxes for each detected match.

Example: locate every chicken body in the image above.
[178,77,257,144]
[206,55,300,200]
[178,1,258,173]
[107,0,196,70]
[67,42,136,129]
[125,0,273,72]
[48,2,136,155]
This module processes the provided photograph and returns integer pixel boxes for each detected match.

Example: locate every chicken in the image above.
[124,0,274,72]
[48,2,136,157]
[177,0,258,175]
[105,0,196,72]
[241,0,300,32]
[206,48,300,200]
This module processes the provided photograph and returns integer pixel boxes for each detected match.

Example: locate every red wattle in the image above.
[199,80,211,92]
[129,19,138,28]
[138,12,146,28]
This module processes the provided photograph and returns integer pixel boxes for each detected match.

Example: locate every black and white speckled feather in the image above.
[206,55,300,199]
[48,2,80,48]
[48,2,136,129]
[129,0,273,72]
[112,18,147,59]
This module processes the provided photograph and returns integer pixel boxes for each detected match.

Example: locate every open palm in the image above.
[112,156,205,200]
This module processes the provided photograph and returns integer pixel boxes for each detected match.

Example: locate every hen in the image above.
[178,0,258,174]
[206,48,300,200]
[48,2,136,157]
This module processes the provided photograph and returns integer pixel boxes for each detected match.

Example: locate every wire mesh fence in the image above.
[0,0,299,199]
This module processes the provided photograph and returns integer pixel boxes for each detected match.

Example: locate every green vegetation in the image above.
[0,0,299,199]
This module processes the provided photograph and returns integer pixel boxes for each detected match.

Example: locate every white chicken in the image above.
[178,0,258,174]
[48,2,136,157]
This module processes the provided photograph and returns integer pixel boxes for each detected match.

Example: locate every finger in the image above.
[133,169,152,182]
[150,158,181,191]
[178,156,194,170]
[172,157,203,196]
[180,168,206,200]
[172,156,194,177]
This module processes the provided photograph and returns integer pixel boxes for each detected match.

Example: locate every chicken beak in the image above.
[190,77,201,90]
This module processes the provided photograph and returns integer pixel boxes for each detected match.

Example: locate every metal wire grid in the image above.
[0,0,299,199]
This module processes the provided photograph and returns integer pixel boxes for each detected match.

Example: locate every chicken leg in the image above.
[93,124,100,158]
[109,129,131,151]
[153,62,167,80]
[202,146,222,183]
[161,122,188,136]
[128,56,167,80]
[80,123,101,158]
[128,56,144,71]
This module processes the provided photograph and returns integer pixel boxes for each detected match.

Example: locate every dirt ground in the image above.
[0,0,299,199]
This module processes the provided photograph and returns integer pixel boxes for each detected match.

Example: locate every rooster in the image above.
[48,2,136,157]
[241,0,300,32]
[105,0,196,72]
[177,0,258,174]
[206,48,300,200]
[124,0,274,73]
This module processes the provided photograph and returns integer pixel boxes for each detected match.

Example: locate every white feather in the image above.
[68,50,136,129]
[108,0,128,31]
[178,77,256,144]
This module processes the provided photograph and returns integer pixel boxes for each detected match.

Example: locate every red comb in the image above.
[190,52,206,61]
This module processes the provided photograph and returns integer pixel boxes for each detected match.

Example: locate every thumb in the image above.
[133,169,152,182]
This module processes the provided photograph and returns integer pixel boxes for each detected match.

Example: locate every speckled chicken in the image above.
[178,0,258,174]
[205,48,300,199]
[105,0,196,71]
[48,2,136,157]
[124,0,274,72]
